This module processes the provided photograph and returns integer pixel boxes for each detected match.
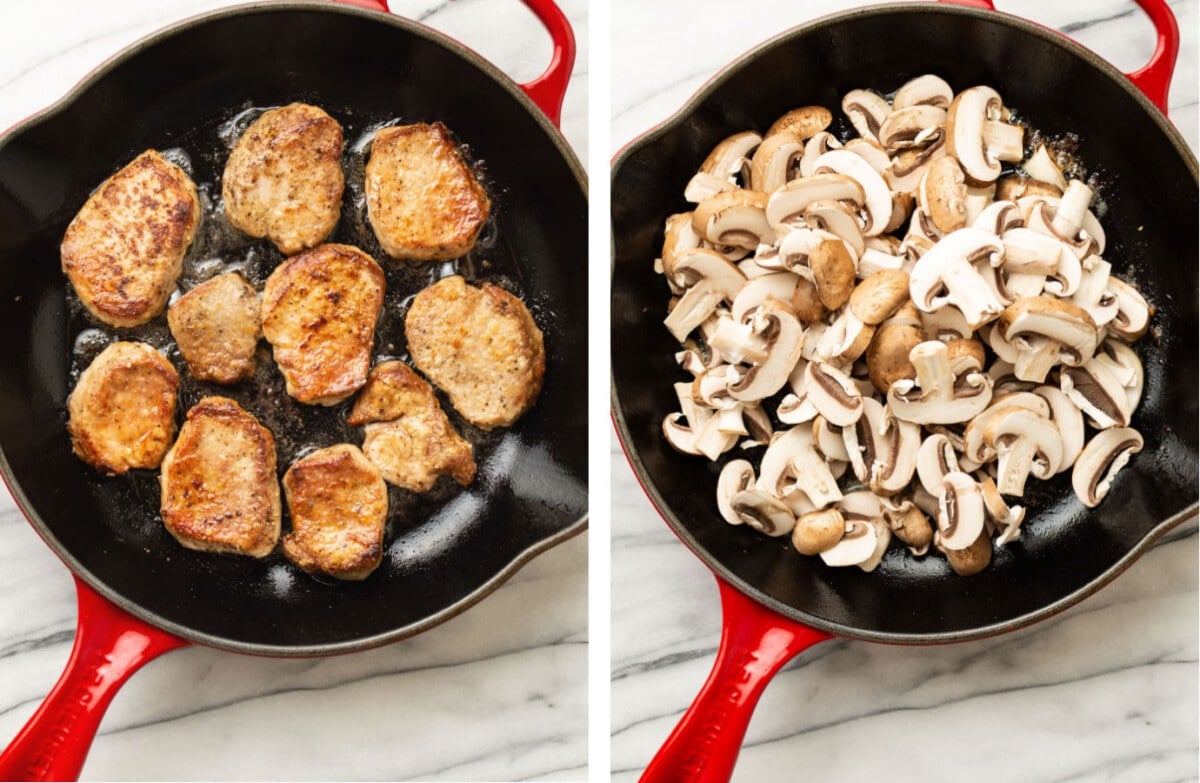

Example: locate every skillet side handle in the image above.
[639,579,832,783]
[515,0,576,128]
[0,578,187,782]
[935,0,1179,113]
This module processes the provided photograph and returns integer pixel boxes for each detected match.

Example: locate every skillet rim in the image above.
[0,0,589,657]
[610,1,1198,645]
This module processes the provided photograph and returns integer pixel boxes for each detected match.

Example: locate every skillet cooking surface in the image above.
[0,4,587,653]
[612,5,1197,642]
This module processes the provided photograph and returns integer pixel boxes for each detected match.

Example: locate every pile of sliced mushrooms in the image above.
[657,74,1152,576]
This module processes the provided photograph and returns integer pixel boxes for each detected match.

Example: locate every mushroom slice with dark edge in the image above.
[697,131,762,185]
[841,89,891,143]
[981,407,1064,496]
[960,391,1051,465]
[1072,427,1144,508]
[1060,356,1134,430]
[728,489,795,537]
[936,471,987,550]
[1034,385,1085,474]
[892,74,954,110]
[727,300,805,402]
[692,189,775,251]
[907,227,1005,329]
[978,475,1026,545]
[820,491,890,571]
[916,432,961,497]
[812,149,892,236]
[804,361,863,426]
[717,460,757,525]
[1105,277,1152,341]
[756,425,843,510]
[945,86,1023,184]
[750,133,806,194]
[842,397,919,494]
[878,105,947,152]
[765,174,864,232]
[663,249,748,341]
[887,340,993,424]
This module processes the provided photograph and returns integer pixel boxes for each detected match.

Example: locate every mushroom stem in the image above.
[994,436,1038,496]
[1011,336,1061,383]
[983,120,1024,162]
[911,341,955,395]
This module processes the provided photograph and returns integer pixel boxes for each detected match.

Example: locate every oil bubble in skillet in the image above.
[65,102,533,589]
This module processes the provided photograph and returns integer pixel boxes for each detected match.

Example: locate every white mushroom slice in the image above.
[961,391,1050,464]
[893,74,954,110]
[981,407,1064,496]
[777,394,817,425]
[983,119,1024,163]
[1024,198,1100,267]
[817,308,875,365]
[841,89,892,143]
[684,171,737,204]
[858,246,907,277]
[663,249,747,342]
[1023,144,1068,191]
[662,412,702,455]
[885,137,948,194]
[1001,228,1062,275]
[729,489,795,537]
[750,133,806,194]
[963,184,996,225]
[1069,260,1118,327]
[843,138,892,174]
[976,475,1026,544]
[945,86,1016,184]
[767,106,834,141]
[741,403,774,447]
[774,226,827,274]
[1060,356,1134,429]
[803,201,866,258]
[799,131,843,178]
[781,488,818,519]
[660,212,703,291]
[812,415,850,462]
[1071,427,1144,508]
[878,105,947,151]
[730,272,800,321]
[756,425,843,509]
[1006,273,1048,301]
[1051,180,1093,239]
[699,131,762,183]
[813,149,893,237]
[819,517,890,572]
[1034,385,1085,474]
[908,227,1005,329]
[972,259,1015,311]
[804,361,863,426]
[717,459,757,525]
[998,297,1100,369]
[693,190,775,251]
[917,156,967,233]
[727,301,805,402]
[972,200,1022,235]
[800,321,827,362]
[693,412,740,461]
[1095,339,1144,411]
[888,340,993,424]
[1105,277,1151,342]
[916,432,961,497]
[843,397,920,494]
[921,306,973,341]
[936,471,987,550]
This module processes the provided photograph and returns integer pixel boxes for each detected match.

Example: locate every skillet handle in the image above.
[639,579,832,783]
[0,578,187,782]
[328,0,575,128]
[935,0,1179,112]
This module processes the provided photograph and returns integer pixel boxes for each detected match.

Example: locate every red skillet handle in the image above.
[0,578,187,781]
[330,0,575,127]
[640,579,833,783]
[936,0,1179,112]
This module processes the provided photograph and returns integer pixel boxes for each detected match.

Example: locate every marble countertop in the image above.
[0,1,587,780]
[610,1,1198,782]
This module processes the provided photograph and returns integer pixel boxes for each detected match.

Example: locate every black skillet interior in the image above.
[0,4,587,653]
[612,5,1198,643]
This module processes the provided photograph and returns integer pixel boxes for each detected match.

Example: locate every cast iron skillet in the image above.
[0,1,586,778]
[611,1,1197,780]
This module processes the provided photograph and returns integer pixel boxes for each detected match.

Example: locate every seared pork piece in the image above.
[347,361,475,492]
[68,342,179,474]
[405,275,544,429]
[61,150,199,327]
[281,444,387,580]
[261,243,385,405]
[365,122,490,261]
[168,272,262,384]
[159,397,280,557]
[222,103,345,255]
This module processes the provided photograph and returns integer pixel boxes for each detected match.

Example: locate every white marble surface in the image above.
[0,1,587,780]
[610,1,1199,781]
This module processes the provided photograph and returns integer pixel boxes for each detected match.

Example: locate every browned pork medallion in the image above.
[168,271,263,384]
[61,150,199,327]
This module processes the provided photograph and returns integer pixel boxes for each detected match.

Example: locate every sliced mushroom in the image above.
[693,190,775,251]
[730,272,800,321]
[843,397,921,495]
[982,406,1064,496]
[996,175,1062,201]
[698,131,762,184]
[729,488,796,537]
[881,498,933,555]
[848,270,910,325]
[888,340,993,424]
[842,89,891,143]
[1105,277,1151,342]
[663,249,748,342]
[1034,385,1085,474]
[885,137,948,194]
[809,237,857,310]
[727,300,805,402]
[916,432,961,496]
[791,275,827,324]
[978,475,1026,545]
[765,173,864,232]
[878,105,947,151]
[960,390,1051,464]
[804,200,866,258]
[805,361,864,426]
[659,212,702,291]
[997,297,1100,377]
[717,459,757,525]
[750,133,806,194]
[1069,259,1119,328]
[1071,427,1144,508]
[920,305,973,341]
[908,227,1005,329]
[1094,339,1144,412]
[791,507,845,555]
[917,156,968,233]
[1060,356,1133,429]
[813,149,893,236]
[756,425,843,509]
[684,172,737,204]
[892,74,953,110]
[819,517,890,571]
[844,138,892,174]
[936,471,987,550]
[767,106,834,141]
[798,131,843,178]
[866,315,922,394]
[817,308,876,365]
[945,86,1022,184]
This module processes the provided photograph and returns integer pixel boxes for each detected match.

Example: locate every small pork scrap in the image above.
[68,341,179,475]
[281,444,387,581]
[159,397,280,558]
[222,103,345,255]
[405,275,544,429]
[347,361,476,492]
[61,150,200,327]
[261,243,385,405]
[168,272,262,384]
[365,122,490,261]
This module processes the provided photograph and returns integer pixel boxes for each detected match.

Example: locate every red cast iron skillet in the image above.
[611,1,1197,780]
[0,0,586,779]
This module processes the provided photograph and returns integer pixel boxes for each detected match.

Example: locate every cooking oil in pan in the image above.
[66,102,526,587]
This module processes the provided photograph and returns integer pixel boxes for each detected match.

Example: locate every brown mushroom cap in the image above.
[791,276,827,324]
[792,507,846,555]
[918,156,968,233]
[809,238,857,310]
[849,270,910,325]
[866,321,922,394]
[767,106,834,141]
[938,529,993,576]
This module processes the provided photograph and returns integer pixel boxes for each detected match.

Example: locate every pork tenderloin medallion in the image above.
[347,361,476,492]
[61,150,200,327]
[159,397,281,558]
[261,243,385,405]
[222,103,345,255]
[68,341,179,475]
[167,272,262,384]
[281,444,388,581]
[365,122,491,261]
[405,275,544,429]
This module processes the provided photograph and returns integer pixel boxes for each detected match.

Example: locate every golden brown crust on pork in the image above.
[168,272,262,384]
